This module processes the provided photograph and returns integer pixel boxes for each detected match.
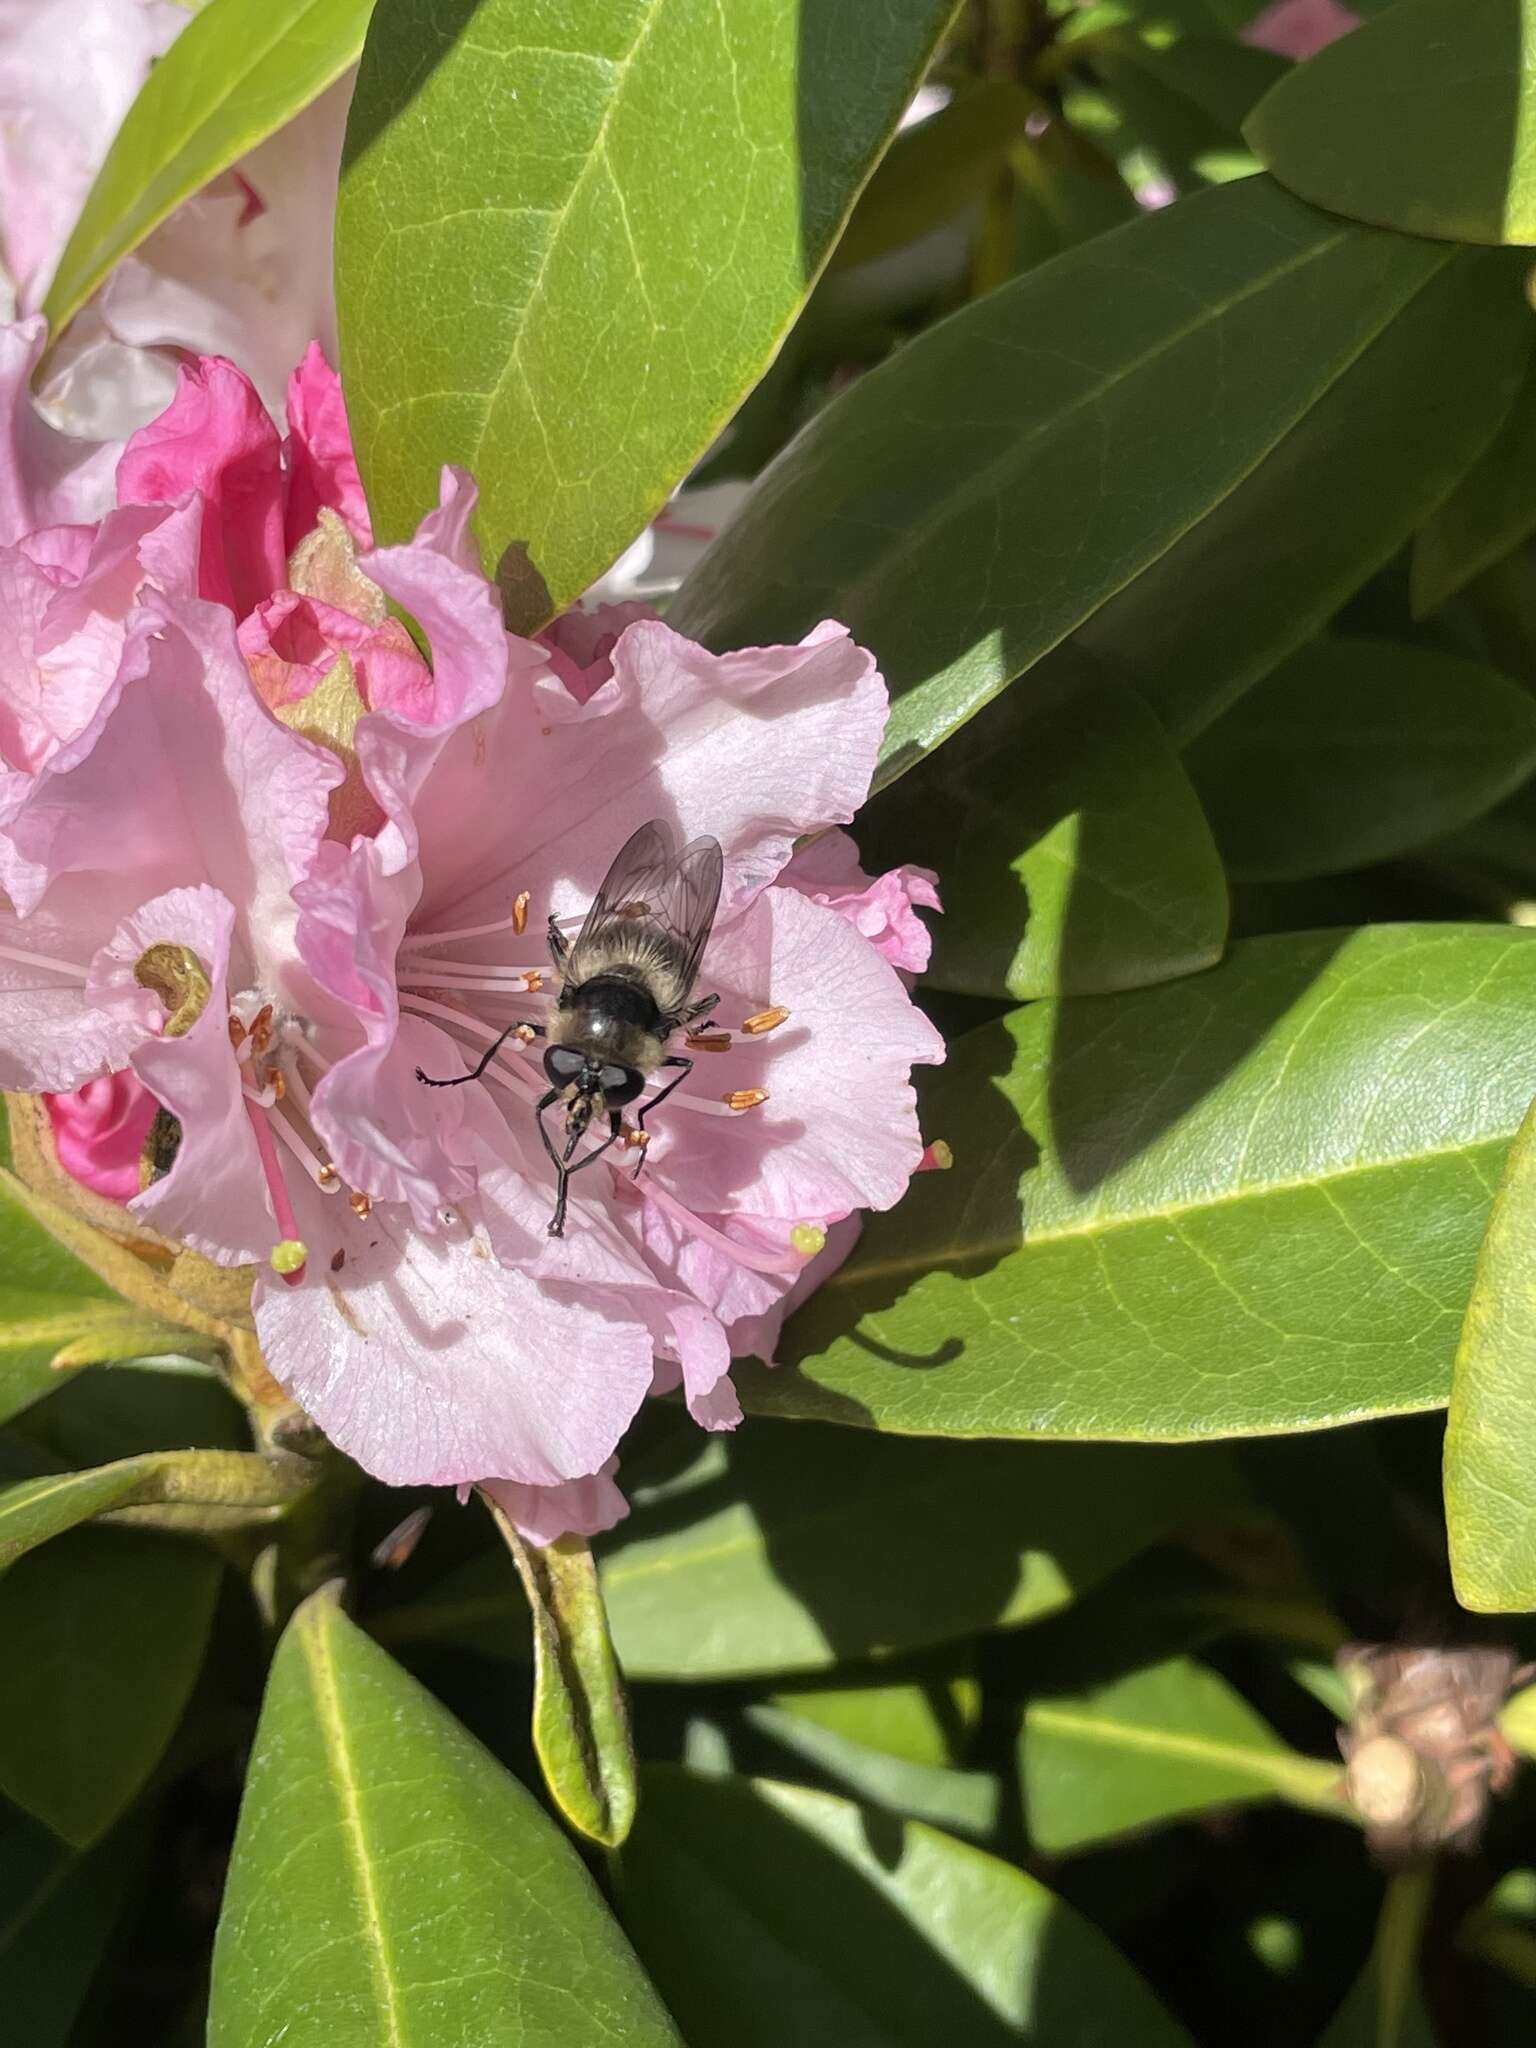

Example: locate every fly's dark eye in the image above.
[544,1045,586,1084]
[600,1064,644,1105]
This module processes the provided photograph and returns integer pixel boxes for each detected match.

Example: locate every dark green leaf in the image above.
[618,1767,1196,2046]
[1072,248,1528,741]
[1185,637,1536,882]
[746,926,1536,1438]
[0,1529,219,1845]
[0,1804,148,2048]
[1020,1656,1343,1852]
[1245,0,1536,246]
[486,1504,636,1848]
[1317,1872,1437,2048]
[1446,1091,1536,1611]
[671,177,1460,782]
[210,1588,679,2046]
[1414,351,1536,615]
[595,1425,1244,1677]
[742,1703,1000,1838]
[44,0,374,336]
[859,652,1228,999]
[338,0,954,618]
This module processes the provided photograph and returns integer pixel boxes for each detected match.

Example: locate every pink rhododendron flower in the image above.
[8,346,941,1542]
[1243,0,1359,59]
[45,1068,158,1203]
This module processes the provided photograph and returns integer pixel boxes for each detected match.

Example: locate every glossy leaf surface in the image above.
[1414,350,1536,614]
[619,1768,1195,2046]
[0,1448,311,1569]
[746,926,1536,1438]
[671,177,1456,782]
[1186,638,1536,882]
[1246,0,1536,246]
[1020,1656,1342,1852]
[0,1168,124,1429]
[209,1589,680,2047]
[338,0,953,615]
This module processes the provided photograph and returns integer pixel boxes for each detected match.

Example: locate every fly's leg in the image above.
[541,1096,625,1236]
[685,990,720,1024]
[547,914,570,971]
[631,1055,693,1179]
[416,1019,544,1087]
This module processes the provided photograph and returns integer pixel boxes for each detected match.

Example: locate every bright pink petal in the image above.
[781,826,940,974]
[480,1464,629,1545]
[237,589,426,718]
[45,1069,160,1203]
[284,341,370,552]
[116,355,285,616]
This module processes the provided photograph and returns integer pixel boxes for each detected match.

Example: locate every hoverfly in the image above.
[417,819,724,1236]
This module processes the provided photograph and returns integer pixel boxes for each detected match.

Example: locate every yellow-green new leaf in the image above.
[44,0,375,336]
[1447,1091,1536,1610]
[0,1448,314,1570]
[209,1588,680,2048]
[488,1502,636,1848]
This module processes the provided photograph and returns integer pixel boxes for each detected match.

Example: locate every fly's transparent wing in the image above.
[574,819,724,1000]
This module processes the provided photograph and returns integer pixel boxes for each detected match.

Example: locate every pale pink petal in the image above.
[1244,0,1359,58]
[0,318,123,540]
[0,873,158,1090]
[252,1181,655,1488]
[480,1464,629,1545]
[781,826,940,974]
[638,885,943,1222]
[116,356,285,616]
[284,341,370,551]
[237,589,425,716]
[539,599,653,702]
[410,616,889,936]
[96,79,347,425]
[726,1215,864,1364]
[297,878,471,1224]
[45,1068,160,1203]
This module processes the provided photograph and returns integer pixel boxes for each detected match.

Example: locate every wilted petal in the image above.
[44,1068,160,1203]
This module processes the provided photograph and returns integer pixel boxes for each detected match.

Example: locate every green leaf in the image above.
[1446,1091,1536,1610]
[0,1529,219,1845]
[43,0,374,336]
[1245,0,1536,247]
[745,925,1536,1439]
[670,176,1459,783]
[859,652,1228,999]
[1185,638,1536,882]
[742,1703,1001,1839]
[1317,1871,1438,2048]
[1070,248,1528,742]
[0,1448,314,1570]
[485,1503,636,1848]
[1414,351,1536,615]
[1020,1656,1343,1852]
[617,1767,1196,2047]
[209,1587,680,2048]
[337,0,955,618]
[0,1805,149,2048]
[770,1657,979,1768]
[0,1168,123,1429]
[595,1425,1244,1677]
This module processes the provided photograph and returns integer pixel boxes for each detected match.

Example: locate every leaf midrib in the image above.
[301,1606,407,2048]
[1026,1700,1343,1812]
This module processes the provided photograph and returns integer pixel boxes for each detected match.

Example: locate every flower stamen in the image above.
[245,1097,307,1284]
[742,1006,789,1035]
[722,1088,769,1111]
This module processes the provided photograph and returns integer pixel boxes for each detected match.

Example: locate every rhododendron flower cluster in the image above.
[0,338,942,1539]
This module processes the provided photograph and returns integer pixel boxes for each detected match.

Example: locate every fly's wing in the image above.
[572,820,723,1009]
